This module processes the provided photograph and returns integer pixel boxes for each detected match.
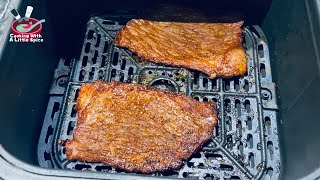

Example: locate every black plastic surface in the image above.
[262,0,320,179]
[0,0,319,179]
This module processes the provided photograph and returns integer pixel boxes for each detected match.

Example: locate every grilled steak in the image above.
[65,81,217,173]
[115,19,246,78]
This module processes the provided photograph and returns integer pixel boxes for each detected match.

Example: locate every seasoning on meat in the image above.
[65,81,217,173]
[115,19,246,78]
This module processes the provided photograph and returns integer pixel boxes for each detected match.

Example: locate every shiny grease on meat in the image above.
[115,19,246,78]
[65,81,217,173]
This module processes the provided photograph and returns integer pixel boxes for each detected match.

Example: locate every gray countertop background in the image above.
[0,0,20,58]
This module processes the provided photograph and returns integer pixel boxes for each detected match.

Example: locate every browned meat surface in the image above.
[115,19,246,78]
[65,81,217,173]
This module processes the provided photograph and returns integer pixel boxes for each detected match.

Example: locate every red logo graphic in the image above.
[11,17,43,36]
[9,6,45,43]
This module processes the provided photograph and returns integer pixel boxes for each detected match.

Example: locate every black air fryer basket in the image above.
[37,17,280,179]
[0,0,320,179]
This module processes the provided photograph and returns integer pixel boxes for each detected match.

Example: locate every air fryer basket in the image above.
[37,16,280,179]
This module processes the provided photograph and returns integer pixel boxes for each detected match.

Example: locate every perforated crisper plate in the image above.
[38,17,281,179]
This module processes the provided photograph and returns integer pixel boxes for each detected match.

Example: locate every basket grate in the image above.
[37,17,281,179]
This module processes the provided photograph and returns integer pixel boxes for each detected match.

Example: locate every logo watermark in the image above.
[9,6,45,43]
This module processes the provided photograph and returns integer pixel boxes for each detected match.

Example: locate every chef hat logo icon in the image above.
[10,6,45,35]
